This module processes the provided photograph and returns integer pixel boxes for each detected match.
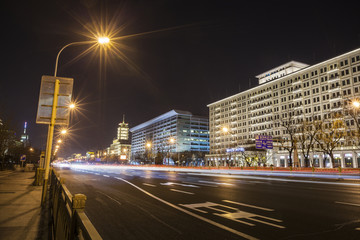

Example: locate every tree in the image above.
[297,118,322,167]
[343,99,360,149]
[0,120,18,170]
[276,110,297,167]
[314,115,346,168]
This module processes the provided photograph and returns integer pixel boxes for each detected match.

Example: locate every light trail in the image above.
[57,164,360,183]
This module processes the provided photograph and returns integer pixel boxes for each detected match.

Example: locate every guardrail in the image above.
[50,169,102,240]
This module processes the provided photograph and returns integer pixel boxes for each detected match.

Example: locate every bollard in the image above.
[72,194,87,212]
[34,168,45,186]
[70,194,87,240]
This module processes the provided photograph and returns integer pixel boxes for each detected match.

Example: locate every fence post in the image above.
[70,194,87,240]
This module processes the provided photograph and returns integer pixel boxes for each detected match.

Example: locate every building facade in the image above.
[105,117,131,162]
[207,48,360,168]
[130,110,209,163]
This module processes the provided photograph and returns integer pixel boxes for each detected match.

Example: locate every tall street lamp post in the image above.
[41,37,110,205]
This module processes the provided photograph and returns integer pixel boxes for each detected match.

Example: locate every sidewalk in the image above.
[0,170,50,240]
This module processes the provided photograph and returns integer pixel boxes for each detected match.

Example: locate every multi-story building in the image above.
[20,122,30,147]
[207,48,360,168]
[130,110,209,163]
[105,116,131,162]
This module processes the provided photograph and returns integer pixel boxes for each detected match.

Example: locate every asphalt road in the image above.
[56,166,360,240]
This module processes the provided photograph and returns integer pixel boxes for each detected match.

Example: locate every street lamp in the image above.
[98,36,110,44]
[167,137,175,165]
[222,126,235,167]
[352,100,360,109]
[146,142,152,164]
[42,36,111,204]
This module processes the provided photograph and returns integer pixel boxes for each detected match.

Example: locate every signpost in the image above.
[20,155,26,167]
[255,135,273,150]
[36,75,74,125]
[36,75,73,204]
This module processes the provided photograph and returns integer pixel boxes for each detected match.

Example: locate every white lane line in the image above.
[160,182,199,188]
[95,173,100,175]
[223,200,274,212]
[335,201,360,207]
[182,181,218,187]
[248,217,285,229]
[96,191,122,206]
[199,180,234,186]
[142,183,157,187]
[103,175,110,177]
[170,189,194,195]
[114,177,258,240]
[188,173,360,187]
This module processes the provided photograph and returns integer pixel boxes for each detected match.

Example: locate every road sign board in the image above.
[255,135,273,150]
[36,75,73,125]
[20,155,26,161]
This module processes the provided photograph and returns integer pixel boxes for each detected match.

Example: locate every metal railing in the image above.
[50,169,102,240]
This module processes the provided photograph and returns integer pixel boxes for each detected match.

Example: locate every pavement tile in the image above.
[0,171,50,240]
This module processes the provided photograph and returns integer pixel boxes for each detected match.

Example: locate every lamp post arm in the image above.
[54,40,95,77]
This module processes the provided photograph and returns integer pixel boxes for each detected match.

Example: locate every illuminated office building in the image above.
[130,110,209,160]
[207,48,360,168]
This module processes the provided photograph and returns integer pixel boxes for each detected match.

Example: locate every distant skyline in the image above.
[1,0,359,157]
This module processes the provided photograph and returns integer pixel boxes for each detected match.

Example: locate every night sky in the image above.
[2,0,360,157]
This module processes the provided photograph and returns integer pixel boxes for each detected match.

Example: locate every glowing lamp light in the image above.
[69,103,75,109]
[222,127,229,133]
[60,129,67,135]
[98,37,110,44]
[352,100,360,108]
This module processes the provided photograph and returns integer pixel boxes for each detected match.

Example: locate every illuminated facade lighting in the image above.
[207,48,360,168]
[130,110,210,158]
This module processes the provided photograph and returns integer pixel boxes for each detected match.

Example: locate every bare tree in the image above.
[276,110,297,167]
[343,99,360,148]
[0,119,17,170]
[297,118,322,167]
[314,114,346,168]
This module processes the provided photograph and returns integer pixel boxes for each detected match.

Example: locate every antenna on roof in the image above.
[122,114,125,123]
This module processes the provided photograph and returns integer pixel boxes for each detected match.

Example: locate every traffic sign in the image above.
[36,75,73,125]
[20,155,26,161]
[255,135,273,150]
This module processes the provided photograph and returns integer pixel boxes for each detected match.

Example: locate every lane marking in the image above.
[142,183,156,187]
[181,201,285,229]
[187,173,360,187]
[248,217,285,229]
[182,181,218,187]
[199,180,234,186]
[223,200,274,211]
[160,182,199,188]
[103,175,110,177]
[114,177,258,240]
[335,201,360,207]
[95,173,100,175]
[96,191,122,206]
[170,189,194,195]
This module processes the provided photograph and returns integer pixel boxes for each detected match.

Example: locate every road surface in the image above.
[56,166,360,240]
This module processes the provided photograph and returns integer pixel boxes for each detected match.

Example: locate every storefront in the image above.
[313,155,320,167]
[344,154,353,168]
